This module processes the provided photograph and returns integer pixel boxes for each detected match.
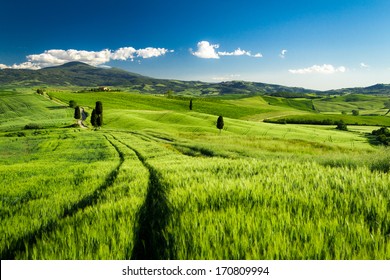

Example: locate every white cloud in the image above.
[27,49,112,68]
[289,64,346,74]
[218,48,262,58]
[0,46,173,70]
[111,47,136,61]
[9,62,42,70]
[218,48,248,56]
[360,62,370,68]
[192,41,220,59]
[136,47,173,59]
[279,49,287,58]
[192,41,262,59]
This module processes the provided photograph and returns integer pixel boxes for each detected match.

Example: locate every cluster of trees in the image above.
[91,101,103,128]
[72,100,103,129]
[36,89,46,95]
[372,127,390,146]
[264,118,340,125]
[341,110,360,116]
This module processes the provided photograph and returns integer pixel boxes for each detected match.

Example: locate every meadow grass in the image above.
[313,94,389,115]
[0,90,73,131]
[110,132,390,259]
[0,131,119,259]
[15,135,150,259]
[1,88,389,259]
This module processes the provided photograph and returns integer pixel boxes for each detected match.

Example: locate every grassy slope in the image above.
[0,90,73,131]
[1,89,390,259]
[314,94,390,115]
[265,94,390,126]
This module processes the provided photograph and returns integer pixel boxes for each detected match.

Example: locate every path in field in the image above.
[1,135,125,259]
[112,136,174,260]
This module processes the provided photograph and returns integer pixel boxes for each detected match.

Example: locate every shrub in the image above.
[352,109,359,116]
[372,127,390,146]
[336,120,348,131]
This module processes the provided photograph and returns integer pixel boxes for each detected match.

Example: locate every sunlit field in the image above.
[1,89,389,259]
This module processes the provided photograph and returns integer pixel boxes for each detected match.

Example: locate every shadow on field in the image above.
[130,167,174,260]
[112,137,175,260]
[47,106,68,110]
[0,136,124,259]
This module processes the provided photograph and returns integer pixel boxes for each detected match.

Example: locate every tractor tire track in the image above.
[112,135,175,260]
[1,135,124,259]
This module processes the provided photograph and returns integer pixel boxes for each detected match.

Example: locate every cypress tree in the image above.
[91,109,97,127]
[96,114,103,127]
[69,100,77,108]
[94,101,103,127]
[189,99,193,110]
[74,106,81,120]
[95,101,103,115]
[216,115,224,133]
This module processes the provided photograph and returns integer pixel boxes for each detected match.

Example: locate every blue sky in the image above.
[1,0,390,90]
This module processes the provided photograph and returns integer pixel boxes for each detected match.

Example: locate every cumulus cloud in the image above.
[191,41,220,59]
[192,41,262,59]
[289,64,346,74]
[360,62,370,68]
[111,47,137,61]
[27,49,112,68]
[136,47,173,59]
[0,46,173,70]
[218,48,262,58]
[279,49,287,58]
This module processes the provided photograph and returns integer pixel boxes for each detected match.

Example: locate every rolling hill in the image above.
[0,62,318,95]
[1,61,390,95]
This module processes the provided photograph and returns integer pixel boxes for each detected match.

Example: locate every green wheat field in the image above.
[1,89,389,260]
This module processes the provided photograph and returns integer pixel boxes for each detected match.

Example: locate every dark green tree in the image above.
[216,115,224,133]
[69,100,77,108]
[74,106,81,120]
[352,109,359,116]
[189,99,193,110]
[96,114,103,127]
[94,101,103,128]
[372,127,390,146]
[336,120,348,131]
[91,109,97,127]
[95,101,103,115]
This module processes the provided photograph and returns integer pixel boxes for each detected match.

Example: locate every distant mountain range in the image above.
[1,61,389,95]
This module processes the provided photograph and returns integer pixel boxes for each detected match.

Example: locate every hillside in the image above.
[2,62,390,96]
[1,87,390,260]
[0,62,318,95]
[326,83,390,95]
